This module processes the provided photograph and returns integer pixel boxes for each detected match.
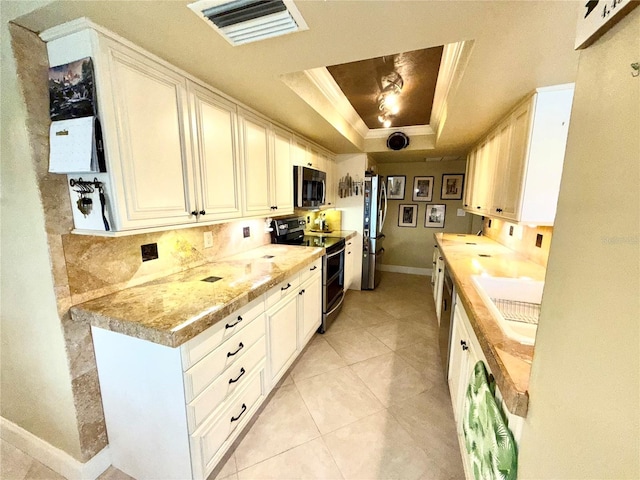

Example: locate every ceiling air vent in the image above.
[189,0,308,46]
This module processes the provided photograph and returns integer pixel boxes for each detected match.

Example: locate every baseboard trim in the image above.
[0,417,111,480]
[378,265,432,276]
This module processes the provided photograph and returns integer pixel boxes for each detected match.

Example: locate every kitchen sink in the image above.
[470,275,543,345]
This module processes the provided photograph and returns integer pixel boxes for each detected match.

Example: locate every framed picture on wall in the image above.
[425,204,446,228]
[398,204,418,227]
[387,176,406,200]
[412,176,434,201]
[441,174,464,200]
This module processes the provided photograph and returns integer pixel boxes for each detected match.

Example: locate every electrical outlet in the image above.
[456,208,466,217]
[243,226,250,238]
[141,243,158,262]
[203,231,213,248]
[535,234,543,248]
[509,226,514,236]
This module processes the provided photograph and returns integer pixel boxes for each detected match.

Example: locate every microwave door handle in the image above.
[296,169,303,207]
[322,179,326,204]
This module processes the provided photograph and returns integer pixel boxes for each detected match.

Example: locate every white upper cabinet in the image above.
[238,110,272,217]
[103,39,196,229]
[43,21,329,235]
[463,84,574,225]
[272,126,294,215]
[188,82,242,222]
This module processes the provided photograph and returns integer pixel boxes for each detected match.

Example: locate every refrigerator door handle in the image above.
[379,180,388,232]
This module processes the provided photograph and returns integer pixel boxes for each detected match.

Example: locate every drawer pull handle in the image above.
[281,283,291,291]
[230,403,247,423]
[310,266,317,271]
[225,315,243,329]
[299,289,305,295]
[228,367,246,384]
[227,342,244,357]
[461,340,469,351]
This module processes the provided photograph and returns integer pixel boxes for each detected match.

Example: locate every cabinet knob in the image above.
[476,206,481,209]
[307,162,312,167]
[299,289,305,295]
[496,208,503,213]
[464,204,468,207]
[191,210,198,216]
[199,210,206,216]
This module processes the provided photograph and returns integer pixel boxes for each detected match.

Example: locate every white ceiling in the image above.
[13,0,581,163]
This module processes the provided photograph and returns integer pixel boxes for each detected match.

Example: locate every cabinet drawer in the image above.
[265,275,300,310]
[181,297,265,370]
[186,337,266,432]
[300,258,322,283]
[184,314,265,402]
[190,369,263,477]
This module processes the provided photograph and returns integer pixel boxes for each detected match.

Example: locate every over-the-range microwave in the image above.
[294,166,326,208]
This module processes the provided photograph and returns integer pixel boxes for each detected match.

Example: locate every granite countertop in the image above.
[305,230,357,240]
[435,233,546,417]
[70,244,324,348]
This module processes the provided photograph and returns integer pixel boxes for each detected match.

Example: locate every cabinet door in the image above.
[189,83,242,221]
[448,305,469,427]
[501,100,532,220]
[292,139,309,167]
[272,127,294,214]
[344,240,354,291]
[489,121,513,216]
[107,45,195,229]
[266,294,298,386]
[239,111,272,216]
[298,274,322,347]
[463,150,476,211]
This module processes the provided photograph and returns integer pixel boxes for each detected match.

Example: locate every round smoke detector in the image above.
[386,132,410,151]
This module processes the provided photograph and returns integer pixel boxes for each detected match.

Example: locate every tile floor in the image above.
[0,272,464,480]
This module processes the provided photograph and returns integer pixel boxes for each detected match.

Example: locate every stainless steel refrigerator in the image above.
[361,174,388,290]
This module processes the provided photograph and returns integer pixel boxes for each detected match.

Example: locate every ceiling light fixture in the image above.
[377,70,404,127]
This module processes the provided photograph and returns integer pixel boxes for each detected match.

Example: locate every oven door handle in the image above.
[326,290,345,316]
[326,246,346,259]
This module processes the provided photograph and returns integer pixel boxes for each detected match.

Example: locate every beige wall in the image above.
[0,1,82,460]
[376,160,475,270]
[519,9,639,478]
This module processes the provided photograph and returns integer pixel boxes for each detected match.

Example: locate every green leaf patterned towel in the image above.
[462,361,518,480]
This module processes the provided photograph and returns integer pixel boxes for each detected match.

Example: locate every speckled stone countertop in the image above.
[305,230,357,240]
[70,244,324,348]
[435,233,546,417]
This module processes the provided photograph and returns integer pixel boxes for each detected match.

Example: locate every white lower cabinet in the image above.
[266,291,299,386]
[265,258,322,388]
[298,270,322,346]
[448,296,525,479]
[91,260,322,480]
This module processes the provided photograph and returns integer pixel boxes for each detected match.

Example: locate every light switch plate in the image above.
[457,208,466,217]
[243,226,250,238]
[203,231,213,248]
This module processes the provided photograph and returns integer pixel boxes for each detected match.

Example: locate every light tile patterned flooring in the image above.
[1,272,464,480]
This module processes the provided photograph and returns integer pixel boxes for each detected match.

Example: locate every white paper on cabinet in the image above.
[49,116,101,173]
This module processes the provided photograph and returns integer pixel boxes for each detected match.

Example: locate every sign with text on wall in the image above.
[575,0,639,49]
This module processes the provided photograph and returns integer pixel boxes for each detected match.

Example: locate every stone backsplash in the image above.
[483,217,553,269]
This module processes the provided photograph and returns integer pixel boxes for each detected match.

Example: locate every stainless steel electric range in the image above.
[270,217,345,333]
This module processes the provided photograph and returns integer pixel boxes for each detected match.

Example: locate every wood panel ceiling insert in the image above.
[326,46,444,129]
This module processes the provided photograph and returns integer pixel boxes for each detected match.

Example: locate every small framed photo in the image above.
[425,204,446,228]
[398,204,418,227]
[387,176,406,200]
[412,176,434,202]
[441,174,464,200]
